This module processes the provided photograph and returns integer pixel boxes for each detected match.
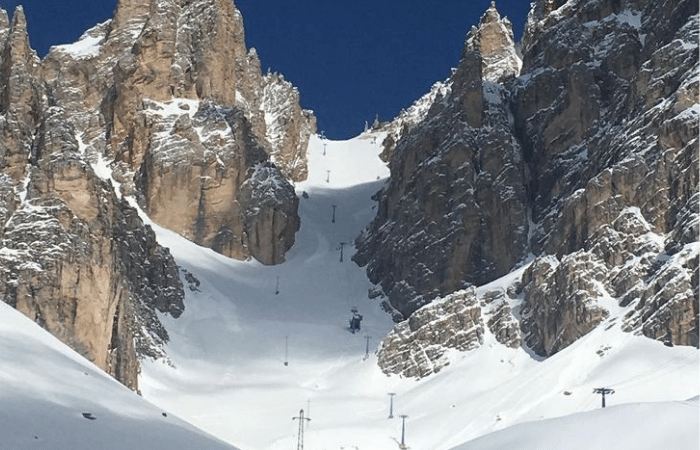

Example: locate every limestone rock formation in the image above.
[354,4,528,319]
[1,0,313,388]
[361,0,698,373]
[514,0,698,353]
[376,80,452,163]
[483,288,522,349]
[133,99,300,264]
[0,7,42,185]
[520,254,610,356]
[0,106,184,390]
[469,2,522,83]
[262,73,317,181]
[377,288,484,378]
[41,0,314,264]
[377,3,520,162]
[238,162,301,265]
[377,285,521,378]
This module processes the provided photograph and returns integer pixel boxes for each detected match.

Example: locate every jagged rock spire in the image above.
[1,6,41,109]
[0,5,43,183]
[0,8,9,31]
[464,1,521,82]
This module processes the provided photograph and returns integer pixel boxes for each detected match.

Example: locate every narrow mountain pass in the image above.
[139,132,405,450]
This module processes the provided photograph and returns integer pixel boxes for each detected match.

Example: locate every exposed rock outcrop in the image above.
[377,3,521,162]
[1,0,313,388]
[262,73,317,181]
[354,4,528,319]
[514,0,698,353]
[377,288,485,378]
[377,285,521,378]
[0,7,42,184]
[133,99,299,263]
[362,0,698,372]
[483,288,522,349]
[41,0,314,264]
[375,80,452,162]
[0,107,184,390]
[469,2,522,83]
[520,254,610,356]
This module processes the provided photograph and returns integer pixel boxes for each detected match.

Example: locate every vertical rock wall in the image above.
[1,0,314,388]
[0,105,184,390]
[40,0,314,264]
[361,0,698,374]
[514,0,698,353]
[354,4,527,319]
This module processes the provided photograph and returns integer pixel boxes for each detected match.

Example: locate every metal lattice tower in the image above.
[292,409,311,450]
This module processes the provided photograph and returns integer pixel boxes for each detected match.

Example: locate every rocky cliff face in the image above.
[355,3,528,318]
[377,285,521,378]
[1,0,313,388]
[0,104,184,389]
[515,0,698,355]
[360,0,698,377]
[41,0,314,264]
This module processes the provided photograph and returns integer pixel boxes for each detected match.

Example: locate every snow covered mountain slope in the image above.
[452,397,699,450]
[0,300,238,450]
[136,132,698,450]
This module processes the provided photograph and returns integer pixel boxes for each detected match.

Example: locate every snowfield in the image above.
[1,132,698,449]
[0,301,238,450]
[454,397,699,450]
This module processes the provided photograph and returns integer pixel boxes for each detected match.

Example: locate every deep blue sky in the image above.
[1,0,530,139]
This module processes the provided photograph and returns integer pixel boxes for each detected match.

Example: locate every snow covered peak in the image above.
[482,1,505,24]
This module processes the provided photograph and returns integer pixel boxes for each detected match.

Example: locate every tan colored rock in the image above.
[135,100,299,264]
[40,0,313,265]
[104,0,309,264]
[355,5,527,318]
[520,254,609,356]
[0,108,184,390]
[483,289,522,349]
[467,2,521,83]
[0,0,313,392]
[0,7,43,184]
[262,73,316,181]
[377,288,484,378]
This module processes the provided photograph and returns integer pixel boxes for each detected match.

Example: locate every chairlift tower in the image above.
[593,387,615,408]
[399,414,409,449]
[387,392,396,419]
[292,409,311,450]
[338,242,347,262]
